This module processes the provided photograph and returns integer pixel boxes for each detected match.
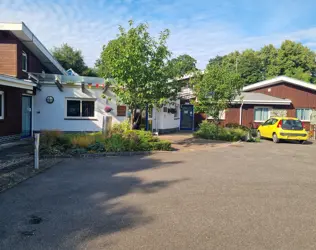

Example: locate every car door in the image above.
[260,119,272,137]
[264,118,278,138]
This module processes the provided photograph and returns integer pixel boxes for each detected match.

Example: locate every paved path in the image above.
[1,140,316,249]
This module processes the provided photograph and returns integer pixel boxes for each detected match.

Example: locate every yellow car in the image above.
[257,117,308,143]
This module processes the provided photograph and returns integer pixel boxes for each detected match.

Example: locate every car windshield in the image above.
[282,120,303,130]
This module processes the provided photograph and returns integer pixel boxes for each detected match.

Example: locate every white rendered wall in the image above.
[33,85,127,132]
[152,100,180,131]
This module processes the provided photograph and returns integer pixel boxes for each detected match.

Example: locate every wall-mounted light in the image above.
[46,96,54,104]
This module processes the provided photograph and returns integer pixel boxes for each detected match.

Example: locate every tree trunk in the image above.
[130,108,135,129]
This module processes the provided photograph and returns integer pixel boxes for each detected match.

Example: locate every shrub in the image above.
[194,121,248,142]
[194,121,218,140]
[40,130,63,147]
[225,123,250,131]
[150,140,172,151]
[71,135,96,148]
[104,134,127,152]
[112,120,130,134]
[87,142,105,152]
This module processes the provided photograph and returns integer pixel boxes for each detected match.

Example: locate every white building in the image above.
[32,73,182,134]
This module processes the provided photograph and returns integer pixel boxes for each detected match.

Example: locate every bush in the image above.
[104,134,128,152]
[225,123,250,131]
[111,120,130,134]
[40,127,172,155]
[194,121,248,142]
[149,140,172,151]
[71,135,96,148]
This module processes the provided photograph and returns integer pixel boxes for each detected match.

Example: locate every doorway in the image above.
[180,104,194,130]
[22,95,32,138]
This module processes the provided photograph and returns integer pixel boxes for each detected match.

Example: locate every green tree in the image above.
[168,54,197,77]
[208,55,224,67]
[52,43,87,75]
[98,20,182,126]
[192,64,243,127]
[259,44,280,79]
[277,40,316,82]
[237,49,264,85]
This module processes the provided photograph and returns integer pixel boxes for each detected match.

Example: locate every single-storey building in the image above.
[227,76,316,130]
[0,22,182,143]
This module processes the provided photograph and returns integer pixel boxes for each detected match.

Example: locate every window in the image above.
[22,51,27,72]
[254,107,270,122]
[0,91,4,120]
[65,98,95,118]
[207,110,226,120]
[174,104,180,119]
[117,105,127,116]
[262,118,277,126]
[296,108,312,121]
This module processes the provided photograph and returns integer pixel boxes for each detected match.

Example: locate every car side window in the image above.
[263,119,272,126]
[271,119,278,125]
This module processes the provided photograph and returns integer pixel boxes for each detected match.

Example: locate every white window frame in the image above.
[296,108,312,122]
[254,106,272,122]
[64,98,96,119]
[207,110,226,120]
[22,51,28,72]
[174,104,180,119]
[0,91,4,120]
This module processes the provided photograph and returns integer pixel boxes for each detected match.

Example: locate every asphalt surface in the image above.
[1,140,316,249]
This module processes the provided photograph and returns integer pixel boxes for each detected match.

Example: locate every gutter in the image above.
[239,101,243,125]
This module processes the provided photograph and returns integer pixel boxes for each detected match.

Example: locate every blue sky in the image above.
[1,0,316,68]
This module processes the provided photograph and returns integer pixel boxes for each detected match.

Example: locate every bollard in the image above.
[34,133,40,170]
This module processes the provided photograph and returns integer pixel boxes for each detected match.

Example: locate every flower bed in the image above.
[194,121,259,142]
[40,122,172,156]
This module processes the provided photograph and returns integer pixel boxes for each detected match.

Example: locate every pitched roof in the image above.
[0,22,67,75]
[243,76,316,92]
[234,92,291,105]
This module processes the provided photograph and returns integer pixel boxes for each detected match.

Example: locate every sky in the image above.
[1,0,316,69]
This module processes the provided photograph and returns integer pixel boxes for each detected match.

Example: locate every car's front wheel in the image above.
[299,140,305,144]
[272,133,280,143]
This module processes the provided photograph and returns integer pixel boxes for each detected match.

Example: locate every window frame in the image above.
[22,51,28,72]
[64,98,96,119]
[254,106,271,123]
[0,91,4,120]
[174,104,180,119]
[296,108,312,122]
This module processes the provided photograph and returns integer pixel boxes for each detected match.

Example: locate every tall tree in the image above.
[168,54,197,77]
[98,20,183,127]
[259,44,279,79]
[277,40,316,82]
[238,49,264,85]
[192,64,243,127]
[52,43,87,74]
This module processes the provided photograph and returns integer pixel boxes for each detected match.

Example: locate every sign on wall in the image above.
[117,105,127,116]
[270,109,287,117]
[310,110,316,125]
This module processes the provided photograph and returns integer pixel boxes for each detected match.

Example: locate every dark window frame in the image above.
[0,91,4,120]
[22,51,28,72]
[65,98,96,119]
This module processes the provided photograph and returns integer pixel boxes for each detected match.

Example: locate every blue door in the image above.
[22,96,32,138]
[180,105,194,130]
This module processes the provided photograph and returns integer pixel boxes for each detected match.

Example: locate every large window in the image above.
[254,107,270,122]
[22,51,27,72]
[0,91,4,120]
[65,98,95,118]
[296,108,312,121]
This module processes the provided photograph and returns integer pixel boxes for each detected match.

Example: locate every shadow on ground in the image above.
[0,155,186,250]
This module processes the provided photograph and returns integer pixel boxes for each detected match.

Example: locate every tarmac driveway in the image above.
[1,140,316,249]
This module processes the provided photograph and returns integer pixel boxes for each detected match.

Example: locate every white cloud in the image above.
[1,0,316,70]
